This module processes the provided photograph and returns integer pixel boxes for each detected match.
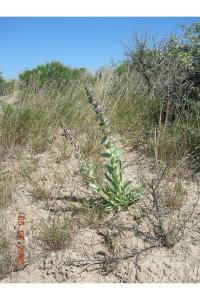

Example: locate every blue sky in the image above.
[0,17,199,79]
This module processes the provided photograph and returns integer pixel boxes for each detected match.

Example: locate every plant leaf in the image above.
[89,182,99,191]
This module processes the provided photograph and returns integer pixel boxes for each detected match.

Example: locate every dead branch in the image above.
[63,245,157,269]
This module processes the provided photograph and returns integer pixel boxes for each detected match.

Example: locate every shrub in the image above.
[0,72,16,96]
[19,61,86,91]
[124,23,200,122]
[137,162,197,249]
[0,72,6,96]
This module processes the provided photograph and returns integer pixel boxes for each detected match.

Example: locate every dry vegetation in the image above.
[1,23,200,282]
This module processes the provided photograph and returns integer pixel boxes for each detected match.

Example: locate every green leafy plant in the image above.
[92,139,144,211]
[83,87,144,212]
[19,61,86,91]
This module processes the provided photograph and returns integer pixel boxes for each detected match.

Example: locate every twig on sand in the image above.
[63,245,157,269]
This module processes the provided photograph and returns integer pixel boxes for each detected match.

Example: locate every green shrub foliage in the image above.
[19,61,86,89]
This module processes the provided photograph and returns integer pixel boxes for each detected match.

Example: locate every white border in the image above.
[1,283,200,300]
[0,0,200,16]
[1,0,200,298]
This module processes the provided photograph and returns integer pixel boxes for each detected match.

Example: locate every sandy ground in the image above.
[1,135,200,283]
[1,94,200,283]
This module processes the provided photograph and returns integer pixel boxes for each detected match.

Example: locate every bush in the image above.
[0,72,16,96]
[0,73,5,96]
[124,23,200,121]
[19,61,86,91]
[137,165,197,249]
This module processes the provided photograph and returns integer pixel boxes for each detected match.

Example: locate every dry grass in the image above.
[0,237,12,280]
[137,162,198,249]
[161,179,187,211]
[0,66,200,283]
[0,171,14,209]
[0,214,14,280]
[39,216,75,252]
[1,69,200,169]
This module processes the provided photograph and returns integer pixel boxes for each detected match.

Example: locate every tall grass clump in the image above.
[0,78,98,157]
[39,216,74,252]
[0,171,14,209]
